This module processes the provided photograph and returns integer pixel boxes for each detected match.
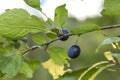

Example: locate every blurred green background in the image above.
[9,15,120,80]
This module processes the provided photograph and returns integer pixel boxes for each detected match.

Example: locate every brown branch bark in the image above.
[101,24,120,30]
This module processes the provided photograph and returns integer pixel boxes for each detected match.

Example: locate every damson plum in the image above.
[57,29,69,41]
[68,44,81,59]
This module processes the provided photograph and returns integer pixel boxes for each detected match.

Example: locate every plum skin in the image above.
[68,44,80,58]
[57,29,69,41]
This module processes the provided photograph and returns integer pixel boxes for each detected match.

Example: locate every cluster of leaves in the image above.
[0,0,120,80]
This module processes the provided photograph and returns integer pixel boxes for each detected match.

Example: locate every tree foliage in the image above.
[0,0,120,80]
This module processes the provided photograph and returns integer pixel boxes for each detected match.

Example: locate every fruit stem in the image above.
[75,34,80,45]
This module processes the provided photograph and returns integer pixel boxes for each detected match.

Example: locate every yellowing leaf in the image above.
[42,59,70,79]
[104,51,116,62]
[111,42,120,49]
[96,37,120,52]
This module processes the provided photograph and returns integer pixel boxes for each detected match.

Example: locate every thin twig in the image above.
[101,24,120,30]
[22,46,39,55]
[22,24,120,55]
[22,34,74,55]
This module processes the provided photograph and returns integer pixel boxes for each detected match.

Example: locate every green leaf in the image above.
[112,53,120,64]
[0,45,10,54]
[24,0,42,11]
[101,0,120,16]
[54,4,68,28]
[32,35,46,45]
[46,31,57,39]
[48,47,68,65]
[51,28,59,33]
[0,54,23,77]
[20,59,40,78]
[45,18,54,28]
[20,62,33,78]
[96,37,120,51]
[71,24,100,34]
[0,9,46,39]
[28,60,41,71]
[57,67,98,80]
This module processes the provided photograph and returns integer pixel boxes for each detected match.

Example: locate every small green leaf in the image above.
[51,28,59,33]
[48,47,68,65]
[112,53,120,64]
[24,0,42,11]
[0,9,46,39]
[28,60,41,71]
[96,37,120,51]
[32,35,46,45]
[46,31,57,39]
[0,54,23,77]
[54,4,68,28]
[101,0,120,16]
[45,18,54,28]
[20,62,33,78]
[71,24,100,34]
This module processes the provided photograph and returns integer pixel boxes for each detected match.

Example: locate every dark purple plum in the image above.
[58,29,69,41]
[68,44,80,59]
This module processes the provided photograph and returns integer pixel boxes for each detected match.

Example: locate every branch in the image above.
[22,34,74,55]
[22,24,120,55]
[101,24,120,30]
